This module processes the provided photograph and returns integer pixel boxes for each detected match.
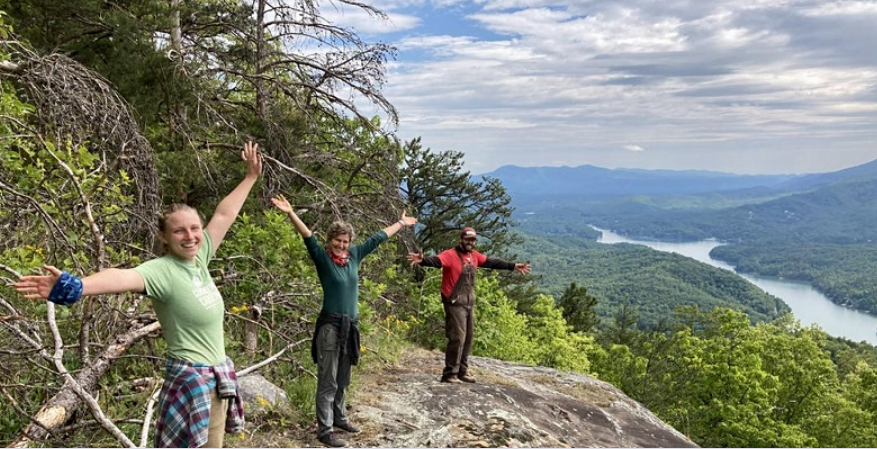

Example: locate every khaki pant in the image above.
[204,388,229,448]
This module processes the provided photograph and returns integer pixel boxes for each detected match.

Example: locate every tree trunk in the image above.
[244,304,263,356]
[170,0,182,57]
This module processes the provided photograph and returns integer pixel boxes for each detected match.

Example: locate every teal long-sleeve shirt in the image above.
[304,230,388,318]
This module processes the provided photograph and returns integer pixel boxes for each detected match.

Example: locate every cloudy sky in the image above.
[330,0,877,175]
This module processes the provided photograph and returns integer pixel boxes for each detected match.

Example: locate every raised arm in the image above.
[15,265,145,304]
[271,194,312,238]
[383,209,417,238]
[205,140,263,250]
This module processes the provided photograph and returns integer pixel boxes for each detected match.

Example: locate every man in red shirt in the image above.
[407,227,531,383]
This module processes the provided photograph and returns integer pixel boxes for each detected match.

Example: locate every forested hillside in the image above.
[584,177,877,244]
[501,160,877,315]
[496,159,877,446]
[578,176,877,313]
[513,233,790,329]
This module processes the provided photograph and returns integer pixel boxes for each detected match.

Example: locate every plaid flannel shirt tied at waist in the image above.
[154,356,245,448]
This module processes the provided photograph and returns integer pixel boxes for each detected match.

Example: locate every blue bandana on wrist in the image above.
[48,271,84,306]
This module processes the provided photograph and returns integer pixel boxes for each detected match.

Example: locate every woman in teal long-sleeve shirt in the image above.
[271,194,416,448]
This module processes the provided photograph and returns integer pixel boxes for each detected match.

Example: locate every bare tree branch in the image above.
[238,338,310,377]
[10,316,161,447]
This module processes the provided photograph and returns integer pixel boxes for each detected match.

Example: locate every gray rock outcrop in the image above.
[348,348,698,448]
[238,373,290,413]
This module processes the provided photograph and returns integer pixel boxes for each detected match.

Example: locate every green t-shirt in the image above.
[304,230,388,318]
[134,232,225,365]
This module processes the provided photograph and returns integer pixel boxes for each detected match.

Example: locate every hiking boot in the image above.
[440,376,462,384]
[334,421,361,433]
[458,374,476,383]
[318,432,348,447]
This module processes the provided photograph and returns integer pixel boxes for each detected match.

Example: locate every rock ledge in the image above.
[348,348,698,448]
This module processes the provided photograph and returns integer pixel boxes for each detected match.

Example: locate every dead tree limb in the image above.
[9,318,161,448]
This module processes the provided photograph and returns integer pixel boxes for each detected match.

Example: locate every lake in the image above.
[594,227,877,345]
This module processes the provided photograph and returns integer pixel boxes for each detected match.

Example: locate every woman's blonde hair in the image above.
[157,204,203,232]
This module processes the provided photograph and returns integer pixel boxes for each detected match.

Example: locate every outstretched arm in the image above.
[483,258,532,274]
[15,265,145,302]
[271,194,312,238]
[407,251,443,268]
[383,209,417,238]
[205,140,263,250]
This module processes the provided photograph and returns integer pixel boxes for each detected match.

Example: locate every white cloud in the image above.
[358,0,877,174]
[321,4,421,33]
[802,1,877,16]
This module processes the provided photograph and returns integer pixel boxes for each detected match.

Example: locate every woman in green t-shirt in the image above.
[15,141,262,448]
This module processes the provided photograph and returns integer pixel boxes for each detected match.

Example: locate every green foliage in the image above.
[469,275,539,364]
[215,209,320,367]
[557,282,599,333]
[712,242,877,314]
[590,307,877,447]
[587,342,644,388]
[512,233,789,330]
[0,114,146,446]
[4,0,184,120]
[401,137,518,257]
[403,272,595,373]
[522,294,593,372]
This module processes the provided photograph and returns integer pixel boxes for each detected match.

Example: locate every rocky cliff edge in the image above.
[321,347,700,448]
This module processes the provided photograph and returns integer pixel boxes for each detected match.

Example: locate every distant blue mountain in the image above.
[481,159,877,199]
[498,157,877,244]
[772,157,877,191]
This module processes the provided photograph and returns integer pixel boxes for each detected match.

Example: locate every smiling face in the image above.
[328,234,351,256]
[326,221,355,257]
[460,236,477,252]
[459,227,478,252]
[158,207,204,261]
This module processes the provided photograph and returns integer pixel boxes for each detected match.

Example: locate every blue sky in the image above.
[327,0,877,175]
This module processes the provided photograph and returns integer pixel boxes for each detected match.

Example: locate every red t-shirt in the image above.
[434,248,488,298]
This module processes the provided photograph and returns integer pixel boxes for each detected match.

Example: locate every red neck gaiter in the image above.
[328,249,350,266]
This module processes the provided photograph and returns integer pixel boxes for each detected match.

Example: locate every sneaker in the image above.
[458,374,476,383]
[318,432,348,447]
[334,421,361,433]
[440,376,462,384]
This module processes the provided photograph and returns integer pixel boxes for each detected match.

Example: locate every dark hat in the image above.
[460,227,477,239]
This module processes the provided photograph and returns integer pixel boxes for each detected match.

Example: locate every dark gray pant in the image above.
[443,302,474,379]
[315,324,352,437]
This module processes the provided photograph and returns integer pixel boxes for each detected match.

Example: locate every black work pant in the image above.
[442,302,474,379]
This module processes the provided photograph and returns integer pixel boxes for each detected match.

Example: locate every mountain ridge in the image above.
[482,158,877,200]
